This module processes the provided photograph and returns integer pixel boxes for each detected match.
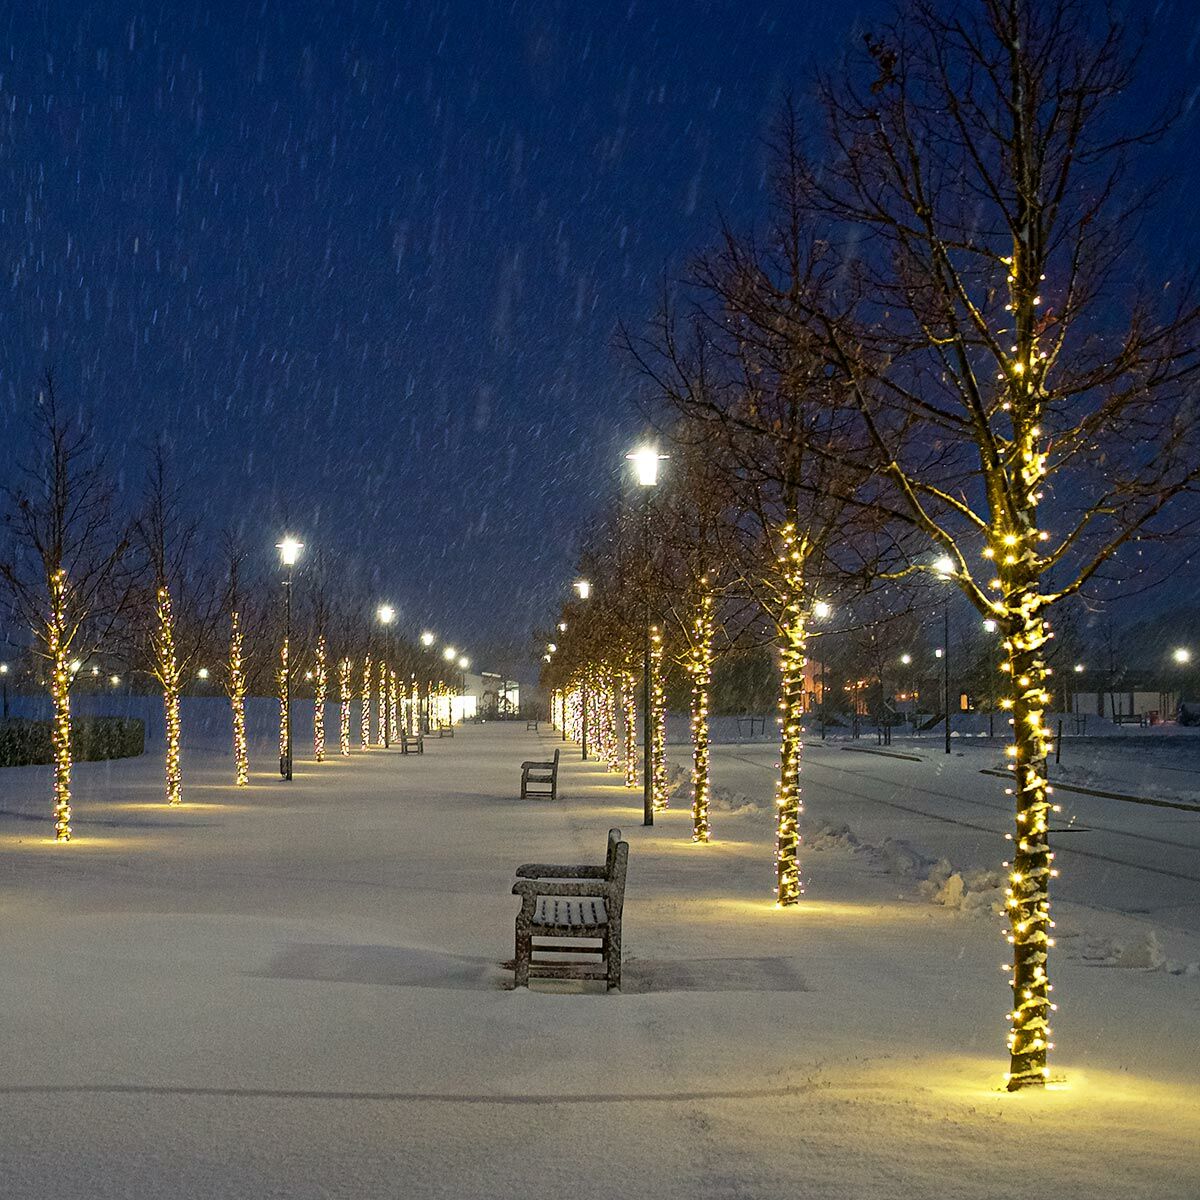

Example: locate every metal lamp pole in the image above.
[943,598,951,755]
[283,562,294,779]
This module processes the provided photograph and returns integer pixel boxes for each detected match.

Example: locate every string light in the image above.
[687,585,715,842]
[389,668,399,744]
[48,568,72,841]
[650,625,668,810]
[155,585,183,805]
[622,667,638,788]
[229,609,249,786]
[377,659,387,746]
[339,657,352,755]
[312,634,327,762]
[775,523,808,906]
[278,635,290,765]
[361,655,372,747]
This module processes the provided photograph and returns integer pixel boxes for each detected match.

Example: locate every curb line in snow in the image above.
[839,746,924,763]
[978,769,1200,814]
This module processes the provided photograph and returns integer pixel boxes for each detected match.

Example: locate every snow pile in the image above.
[917,859,1007,915]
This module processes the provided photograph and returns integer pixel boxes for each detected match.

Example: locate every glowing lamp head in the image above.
[110,674,120,686]
[813,600,831,620]
[983,619,997,633]
[627,445,662,487]
[900,653,912,665]
[420,631,435,647]
[1173,647,1192,665]
[574,578,591,601]
[277,536,303,567]
[458,656,470,670]
[377,604,396,625]
[1074,663,1085,674]
[933,555,955,578]
[197,667,210,680]
[443,646,457,662]
[0,663,7,675]
[935,648,944,659]
[558,622,568,632]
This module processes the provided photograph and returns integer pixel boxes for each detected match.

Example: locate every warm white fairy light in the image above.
[775,523,808,906]
[338,657,352,755]
[650,626,668,810]
[361,655,372,747]
[278,636,289,763]
[313,634,327,762]
[229,610,249,786]
[622,667,637,788]
[48,568,72,841]
[389,668,399,743]
[155,585,183,805]
[377,659,387,746]
[687,585,715,842]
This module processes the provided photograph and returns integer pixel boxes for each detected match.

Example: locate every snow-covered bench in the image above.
[525,718,539,731]
[520,749,559,800]
[436,722,454,738]
[511,828,628,990]
[401,729,424,755]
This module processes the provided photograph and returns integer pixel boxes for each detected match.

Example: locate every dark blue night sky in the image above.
[2,1,1198,671]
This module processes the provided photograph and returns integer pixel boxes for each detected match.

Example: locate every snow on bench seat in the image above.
[532,895,607,928]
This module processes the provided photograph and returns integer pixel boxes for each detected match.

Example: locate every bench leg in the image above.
[514,927,531,988]
[606,926,622,991]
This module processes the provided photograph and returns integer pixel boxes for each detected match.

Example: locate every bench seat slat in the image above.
[532,896,607,929]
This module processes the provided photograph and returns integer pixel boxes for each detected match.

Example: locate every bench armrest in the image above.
[520,759,554,770]
[514,863,605,879]
[512,880,610,899]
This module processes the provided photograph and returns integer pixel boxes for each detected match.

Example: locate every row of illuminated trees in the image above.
[539,0,1200,1090]
[0,378,469,840]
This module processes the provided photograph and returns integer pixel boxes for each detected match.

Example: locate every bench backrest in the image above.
[550,749,560,771]
[606,833,629,911]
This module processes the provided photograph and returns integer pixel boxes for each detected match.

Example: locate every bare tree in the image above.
[0,371,134,839]
[134,447,222,805]
[791,0,1200,1086]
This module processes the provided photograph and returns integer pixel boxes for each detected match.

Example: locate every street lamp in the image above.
[574,578,591,601]
[1172,647,1191,665]
[197,667,210,681]
[628,443,664,825]
[421,630,435,648]
[0,662,7,720]
[933,555,954,754]
[812,601,832,739]
[277,535,303,779]
[377,604,397,747]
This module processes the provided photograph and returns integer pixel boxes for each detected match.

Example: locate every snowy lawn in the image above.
[1,711,1197,1198]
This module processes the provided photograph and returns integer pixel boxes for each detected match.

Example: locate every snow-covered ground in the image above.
[1,702,1198,1198]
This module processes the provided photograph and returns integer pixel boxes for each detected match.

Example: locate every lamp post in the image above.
[933,556,954,755]
[573,579,591,760]
[443,645,457,726]
[0,662,8,720]
[277,535,303,779]
[377,604,396,747]
[628,445,663,826]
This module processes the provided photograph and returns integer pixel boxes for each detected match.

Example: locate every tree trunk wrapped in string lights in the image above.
[1000,588,1058,1090]
[686,586,715,842]
[360,655,372,747]
[377,660,387,745]
[774,525,808,906]
[48,568,73,841]
[338,657,352,755]
[313,634,327,762]
[622,669,637,789]
[278,637,290,763]
[650,625,668,810]
[154,584,183,805]
[229,610,249,786]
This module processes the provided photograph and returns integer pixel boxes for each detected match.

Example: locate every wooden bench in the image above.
[400,730,424,755]
[437,722,454,738]
[525,719,539,732]
[520,748,560,799]
[512,828,628,990]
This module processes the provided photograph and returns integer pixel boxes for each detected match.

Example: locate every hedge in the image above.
[0,717,145,767]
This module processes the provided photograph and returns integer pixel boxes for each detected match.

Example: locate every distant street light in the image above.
[547,643,557,654]
[1172,647,1191,665]
[443,646,457,662]
[983,619,998,633]
[558,622,568,632]
[197,667,210,681]
[900,653,912,665]
[110,675,121,687]
[0,662,8,720]
[421,631,435,648]
[458,656,469,671]
[628,444,665,823]
[1074,663,1085,674]
[377,604,397,748]
[574,578,591,601]
[813,600,831,620]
